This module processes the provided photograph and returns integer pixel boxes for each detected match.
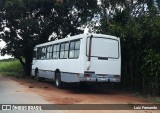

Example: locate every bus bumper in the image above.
[80,74,121,83]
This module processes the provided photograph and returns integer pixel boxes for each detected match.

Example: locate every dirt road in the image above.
[0,75,63,113]
[1,76,159,113]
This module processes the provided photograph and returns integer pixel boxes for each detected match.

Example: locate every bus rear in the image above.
[81,34,121,83]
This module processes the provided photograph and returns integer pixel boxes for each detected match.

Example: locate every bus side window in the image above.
[53,44,59,59]
[69,40,80,59]
[64,43,69,58]
[46,45,52,59]
[60,42,69,59]
[33,50,37,59]
[37,47,42,60]
[41,47,46,60]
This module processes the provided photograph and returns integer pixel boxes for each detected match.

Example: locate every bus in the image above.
[31,33,121,88]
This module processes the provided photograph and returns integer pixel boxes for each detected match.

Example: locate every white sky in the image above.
[0,40,6,48]
[0,39,12,60]
[0,54,13,60]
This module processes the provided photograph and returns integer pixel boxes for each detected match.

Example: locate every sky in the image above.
[0,39,12,60]
[0,39,6,48]
[0,54,12,60]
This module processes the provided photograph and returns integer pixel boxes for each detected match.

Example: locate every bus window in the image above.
[69,40,80,59]
[46,45,52,59]
[60,42,69,59]
[33,50,37,59]
[41,47,46,59]
[37,47,42,60]
[87,37,119,59]
[64,43,69,58]
[53,44,59,59]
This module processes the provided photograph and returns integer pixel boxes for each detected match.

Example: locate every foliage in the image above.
[0,59,23,77]
[141,49,160,95]
[0,0,98,76]
[99,1,160,95]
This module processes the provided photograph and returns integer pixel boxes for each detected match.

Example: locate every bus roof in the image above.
[35,33,118,48]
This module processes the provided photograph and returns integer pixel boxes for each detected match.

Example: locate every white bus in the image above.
[31,33,121,88]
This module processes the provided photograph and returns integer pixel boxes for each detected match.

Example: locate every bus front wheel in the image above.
[35,68,41,82]
[55,73,63,88]
[35,72,40,82]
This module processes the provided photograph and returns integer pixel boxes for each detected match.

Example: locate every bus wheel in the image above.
[35,69,40,82]
[35,74,40,82]
[55,73,63,88]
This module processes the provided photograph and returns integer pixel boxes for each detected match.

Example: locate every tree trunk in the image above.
[16,57,25,77]
[17,49,33,77]
[101,0,109,24]
[24,48,33,76]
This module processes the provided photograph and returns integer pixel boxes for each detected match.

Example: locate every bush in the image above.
[141,49,160,95]
[0,59,23,77]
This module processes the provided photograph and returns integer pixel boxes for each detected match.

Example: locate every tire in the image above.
[34,69,41,82]
[35,72,40,82]
[55,73,63,88]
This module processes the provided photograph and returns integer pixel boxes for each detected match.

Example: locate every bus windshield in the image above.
[87,37,119,59]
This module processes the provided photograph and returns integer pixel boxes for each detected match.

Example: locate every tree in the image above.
[99,0,160,95]
[0,0,98,76]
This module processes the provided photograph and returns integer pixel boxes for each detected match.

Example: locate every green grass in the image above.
[0,59,23,77]
[147,96,160,103]
[131,91,160,103]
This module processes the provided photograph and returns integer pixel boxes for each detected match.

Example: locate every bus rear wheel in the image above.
[55,73,63,88]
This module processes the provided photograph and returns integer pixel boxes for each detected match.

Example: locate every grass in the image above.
[131,91,160,103]
[147,96,160,103]
[0,58,23,77]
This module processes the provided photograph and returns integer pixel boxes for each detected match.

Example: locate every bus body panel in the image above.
[85,58,121,75]
[80,35,121,82]
[85,37,121,74]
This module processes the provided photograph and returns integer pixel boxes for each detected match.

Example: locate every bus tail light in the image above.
[84,74,91,77]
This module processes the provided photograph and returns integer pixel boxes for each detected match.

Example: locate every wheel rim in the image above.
[35,75,39,81]
[55,77,59,87]
[35,72,39,81]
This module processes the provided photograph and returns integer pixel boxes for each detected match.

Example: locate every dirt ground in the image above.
[8,76,160,113]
